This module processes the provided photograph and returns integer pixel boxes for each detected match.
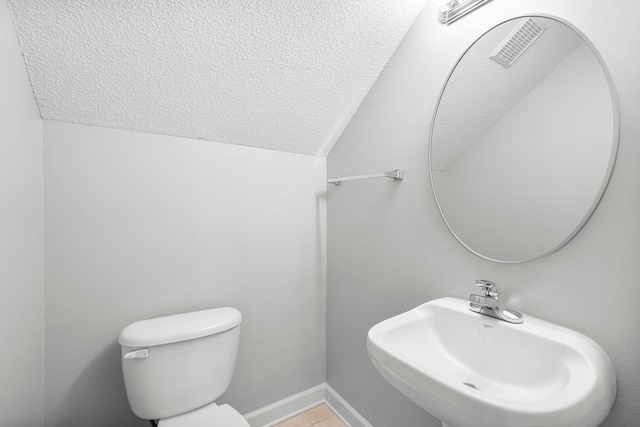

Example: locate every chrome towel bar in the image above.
[328,169,403,186]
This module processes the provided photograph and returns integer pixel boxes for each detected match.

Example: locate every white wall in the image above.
[43,121,326,426]
[327,1,640,427]
[0,1,44,426]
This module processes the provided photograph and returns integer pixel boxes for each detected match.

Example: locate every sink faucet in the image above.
[469,280,523,324]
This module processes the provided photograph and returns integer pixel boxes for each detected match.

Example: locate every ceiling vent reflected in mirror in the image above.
[490,18,545,68]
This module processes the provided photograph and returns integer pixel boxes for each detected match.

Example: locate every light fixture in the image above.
[434,0,494,25]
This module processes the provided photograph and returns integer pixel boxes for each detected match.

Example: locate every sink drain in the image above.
[463,382,477,389]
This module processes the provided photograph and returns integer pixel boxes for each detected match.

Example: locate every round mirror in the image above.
[429,16,618,263]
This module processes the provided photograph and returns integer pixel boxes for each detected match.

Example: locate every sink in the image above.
[367,297,616,427]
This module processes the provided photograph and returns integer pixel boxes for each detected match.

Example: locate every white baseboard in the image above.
[243,384,325,427]
[324,383,373,427]
[243,383,372,427]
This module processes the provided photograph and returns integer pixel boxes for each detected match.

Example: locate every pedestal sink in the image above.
[367,297,616,427]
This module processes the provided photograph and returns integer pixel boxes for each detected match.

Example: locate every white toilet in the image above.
[118,307,250,426]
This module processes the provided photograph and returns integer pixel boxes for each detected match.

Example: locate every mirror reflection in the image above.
[430,16,618,262]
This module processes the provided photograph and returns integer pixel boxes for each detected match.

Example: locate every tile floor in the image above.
[274,403,346,427]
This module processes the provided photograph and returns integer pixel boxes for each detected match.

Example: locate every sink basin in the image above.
[367,297,616,427]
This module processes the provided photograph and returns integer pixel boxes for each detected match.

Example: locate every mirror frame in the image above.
[428,14,620,263]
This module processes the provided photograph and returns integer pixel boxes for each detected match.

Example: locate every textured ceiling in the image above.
[7,0,426,156]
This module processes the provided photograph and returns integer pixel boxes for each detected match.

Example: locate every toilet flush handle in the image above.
[123,349,149,359]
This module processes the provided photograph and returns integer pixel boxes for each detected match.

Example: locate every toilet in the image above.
[118,307,250,426]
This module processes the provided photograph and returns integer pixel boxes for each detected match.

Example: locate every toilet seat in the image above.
[158,403,250,427]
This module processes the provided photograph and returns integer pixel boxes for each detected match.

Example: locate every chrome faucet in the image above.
[469,280,523,324]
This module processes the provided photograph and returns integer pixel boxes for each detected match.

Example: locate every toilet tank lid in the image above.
[118,307,242,347]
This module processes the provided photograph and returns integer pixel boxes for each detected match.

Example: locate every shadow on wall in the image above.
[315,190,327,287]
[56,341,144,427]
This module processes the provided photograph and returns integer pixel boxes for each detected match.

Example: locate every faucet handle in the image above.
[476,279,499,298]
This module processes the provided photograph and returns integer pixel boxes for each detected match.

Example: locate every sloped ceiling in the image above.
[7,0,426,156]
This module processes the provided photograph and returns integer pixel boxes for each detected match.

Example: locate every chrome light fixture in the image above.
[434,0,494,24]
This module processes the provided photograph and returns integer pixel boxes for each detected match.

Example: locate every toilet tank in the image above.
[118,307,242,420]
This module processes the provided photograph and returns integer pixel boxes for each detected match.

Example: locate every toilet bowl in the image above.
[119,307,249,426]
[159,403,248,427]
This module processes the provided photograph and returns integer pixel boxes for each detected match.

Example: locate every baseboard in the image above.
[243,383,372,427]
[324,383,373,427]
[243,384,325,427]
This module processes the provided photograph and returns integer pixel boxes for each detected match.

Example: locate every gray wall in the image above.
[327,1,640,427]
[44,121,326,426]
[0,1,44,426]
